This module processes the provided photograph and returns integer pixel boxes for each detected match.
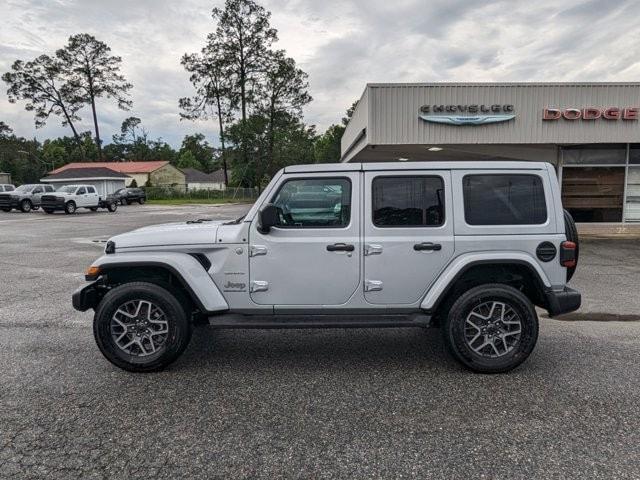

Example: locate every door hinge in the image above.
[364,280,383,292]
[250,245,268,257]
[364,244,383,256]
[250,280,269,293]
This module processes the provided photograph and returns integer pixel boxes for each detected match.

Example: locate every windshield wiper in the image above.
[186,218,213,224]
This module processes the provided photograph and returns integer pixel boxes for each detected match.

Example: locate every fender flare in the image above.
[421,252,551,311]
[90,252,229,313]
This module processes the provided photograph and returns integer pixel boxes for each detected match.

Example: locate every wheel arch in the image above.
[88,253,228,314]
[422,254,551,316]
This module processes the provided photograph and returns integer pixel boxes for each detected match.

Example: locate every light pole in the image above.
[17,150,54,174]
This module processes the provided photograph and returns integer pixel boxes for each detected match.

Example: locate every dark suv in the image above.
[109,188,146,205]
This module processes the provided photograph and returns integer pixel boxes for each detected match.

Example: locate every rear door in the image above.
[86,186,99,205]
[363,170,455,305]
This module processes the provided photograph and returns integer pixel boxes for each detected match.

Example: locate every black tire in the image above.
[123,198,129,205]
[90,207,98,212]
[1,207,11,212]
[107,202,118,213]
[93,282,193,373]
[563,209,579,282]
[20,199,32,213]
[64,201,76,214]
[138,197,145,205]
[442,284,539,374]
[44,209,54,214]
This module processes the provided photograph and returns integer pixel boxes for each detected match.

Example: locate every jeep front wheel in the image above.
[442,284,539,374]
[93,282,192,372]
[64,201,76,214]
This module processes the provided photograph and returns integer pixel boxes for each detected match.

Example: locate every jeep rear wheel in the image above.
[64,201,76,214]
[442,284,539,374]
[20,199,32,212]
[93,282,192,372]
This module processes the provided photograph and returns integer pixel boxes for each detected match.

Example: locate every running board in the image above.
[206,313,432,329]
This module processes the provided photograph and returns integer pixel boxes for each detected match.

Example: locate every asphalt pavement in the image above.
[0,204,639,479]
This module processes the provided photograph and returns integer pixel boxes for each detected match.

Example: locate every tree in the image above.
[179,49,232,182]
[178,133,215,172]
[57,34,133,158]
[0,121,12,138]
[211,0,277,122]
[129,179,138,188]
[313,101,359,163]
[314,124,344,163]
[176,150,203,170]
[2,55,83,142]
[257,50,311,178]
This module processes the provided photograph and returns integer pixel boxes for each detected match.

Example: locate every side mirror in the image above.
[258,203,279,234]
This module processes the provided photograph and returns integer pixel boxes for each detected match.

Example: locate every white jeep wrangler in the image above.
[73,162,580,373]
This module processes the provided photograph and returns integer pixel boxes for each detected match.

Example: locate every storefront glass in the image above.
[562,145,626,165]
[625,166,640,222]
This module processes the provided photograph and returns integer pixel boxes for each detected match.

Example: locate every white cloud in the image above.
[1,0,639,147]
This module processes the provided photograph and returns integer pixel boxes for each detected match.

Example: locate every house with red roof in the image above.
[48,161,185,188]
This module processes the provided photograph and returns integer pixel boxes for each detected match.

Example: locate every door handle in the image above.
[413,242,442,251]
[327,243,355,252]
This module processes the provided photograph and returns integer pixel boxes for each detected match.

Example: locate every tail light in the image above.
[560,241,576,268]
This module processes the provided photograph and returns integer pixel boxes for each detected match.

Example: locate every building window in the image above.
[562,167,625,222]
[562,145,627,165]
[372,176,444,227]
[463,174,547,226]
[629,144,640,165]
[625,167,640,222]
[270,177,351,228]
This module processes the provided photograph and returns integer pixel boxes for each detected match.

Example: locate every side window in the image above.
[76,187,86,195]
[372,176,445,227]
[87,186,96,194]
[463,174,547,226]
[271,177,351,228]
[6,185,14,191]
[45,186,53,192]
[32,187,43,194]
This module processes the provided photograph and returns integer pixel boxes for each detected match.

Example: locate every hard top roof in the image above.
[283,161,549,174]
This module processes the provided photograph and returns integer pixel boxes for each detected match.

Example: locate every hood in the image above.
[111,220,226,250]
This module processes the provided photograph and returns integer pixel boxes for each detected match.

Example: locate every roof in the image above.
[284,161,549,173]
[182,168,226,183]
[50,161,168,175]
[42,167,131,181]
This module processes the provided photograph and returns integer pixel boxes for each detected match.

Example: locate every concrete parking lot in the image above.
[1,205,639,479]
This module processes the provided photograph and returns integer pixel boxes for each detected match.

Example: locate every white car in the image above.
[41,185,118,214]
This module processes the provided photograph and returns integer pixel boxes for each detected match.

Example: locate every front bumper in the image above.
[72,282,102,312]
[545,286,581,317]
[0,197,20,209]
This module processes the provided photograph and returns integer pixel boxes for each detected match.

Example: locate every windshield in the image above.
[14,185,34,193]
[57,186,77,194]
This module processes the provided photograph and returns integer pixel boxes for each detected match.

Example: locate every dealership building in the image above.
[341,82,640,223]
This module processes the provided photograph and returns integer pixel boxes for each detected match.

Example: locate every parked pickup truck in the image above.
[73,161,580,373]
[0,183,56,212]
[41,185,118,214]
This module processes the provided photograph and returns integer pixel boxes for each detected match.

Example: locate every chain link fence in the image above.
[144,185,259,202]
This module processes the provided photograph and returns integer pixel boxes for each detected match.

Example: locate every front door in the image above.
[249,172,361,306]
[363,170,455,305]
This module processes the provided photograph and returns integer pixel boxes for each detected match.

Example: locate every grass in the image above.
[147,198,254,205]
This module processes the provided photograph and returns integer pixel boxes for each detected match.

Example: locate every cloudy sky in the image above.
[1,0,639,147]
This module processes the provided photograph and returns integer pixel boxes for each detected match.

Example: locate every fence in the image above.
[144,185,259,202]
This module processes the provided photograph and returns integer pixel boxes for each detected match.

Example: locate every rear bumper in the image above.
[545,286,581,317]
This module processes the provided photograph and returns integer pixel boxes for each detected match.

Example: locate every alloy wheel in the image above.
[464,301,522,358]
[110,299,170,357]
